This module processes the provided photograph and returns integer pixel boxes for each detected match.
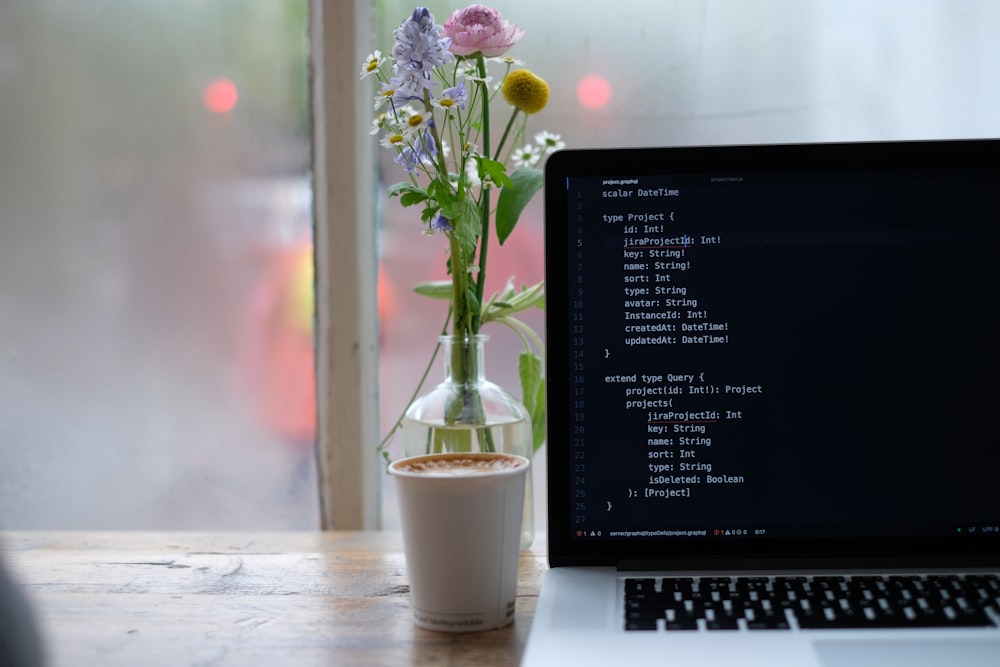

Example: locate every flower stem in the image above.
[495,107,522,161]
[499,315,545,359]
[444,335,495,453]
[423,89,451,181]
[472,54,491,333]
[448,231,472,338]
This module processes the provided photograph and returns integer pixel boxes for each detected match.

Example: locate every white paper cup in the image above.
[389,451,530,632]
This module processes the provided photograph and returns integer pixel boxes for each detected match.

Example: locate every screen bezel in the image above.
[542,139,1000,568]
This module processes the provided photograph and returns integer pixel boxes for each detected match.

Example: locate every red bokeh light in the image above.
[576,74,612,110]
[203,78,239,114]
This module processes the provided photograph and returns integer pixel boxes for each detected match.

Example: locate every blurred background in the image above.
[0,1,316,528]
[1,0,998,530]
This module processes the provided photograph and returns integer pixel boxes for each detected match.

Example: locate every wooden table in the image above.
[1,531,548,666]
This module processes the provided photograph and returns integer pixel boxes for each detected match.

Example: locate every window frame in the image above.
[310,0,380,529]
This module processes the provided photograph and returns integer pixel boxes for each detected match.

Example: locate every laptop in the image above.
[523,139,1000,666]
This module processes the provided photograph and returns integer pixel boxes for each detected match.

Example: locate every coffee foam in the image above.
[392,453,525,477]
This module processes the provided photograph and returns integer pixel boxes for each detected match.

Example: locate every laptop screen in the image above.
[543,140,1000,566]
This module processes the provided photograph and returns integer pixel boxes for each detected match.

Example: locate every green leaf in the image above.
[413,280,453,299]
[447,197,483,259]
[387,182,428,207]
[518,351,546,453]
[465,285,481,318]
[400,191,429,208]
[427,179,456,208]
[420,205,441,223]
[481,280,545,323]
[507,280,545,311]
[477,157,514,189]
[496,167,543,245]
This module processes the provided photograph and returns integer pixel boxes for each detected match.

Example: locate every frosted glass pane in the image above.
[0,2,318,529]
[374,0,1000,531]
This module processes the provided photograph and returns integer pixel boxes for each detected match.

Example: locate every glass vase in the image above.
[402,334,534,549]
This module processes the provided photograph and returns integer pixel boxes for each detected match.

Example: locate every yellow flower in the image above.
[501,69,549,115]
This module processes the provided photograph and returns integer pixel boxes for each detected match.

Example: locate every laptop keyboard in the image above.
[624,574,1000,631]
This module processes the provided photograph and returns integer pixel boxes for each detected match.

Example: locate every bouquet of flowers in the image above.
[365,5,561,460]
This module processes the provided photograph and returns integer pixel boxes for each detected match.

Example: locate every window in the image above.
[2,0,997,531]
[0,1,318,529]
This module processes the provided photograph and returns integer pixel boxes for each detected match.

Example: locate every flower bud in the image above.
[501,69,549,115]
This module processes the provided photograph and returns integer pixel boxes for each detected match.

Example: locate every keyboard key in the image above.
[747,614,791,630]
[625,618,659,631]
[706,616,740,630]
[665,616,699,631]
[623,574,999,632]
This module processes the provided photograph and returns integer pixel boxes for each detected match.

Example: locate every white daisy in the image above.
[465,158,483,188]
[373,82,396,110]
[402,111,432,139]
[458,62,494,86]
[534,130,566,154]
[489,55,525,67]
[359,50,385,80]
[379,132,407,150]
[369,113,390,136]
[511,144,541,168]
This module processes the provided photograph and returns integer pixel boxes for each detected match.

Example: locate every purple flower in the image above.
[431,214,452,232]
[391,7,453,73]
[393,131,438,173]
[390,69,434,104]
[438,80,468,110]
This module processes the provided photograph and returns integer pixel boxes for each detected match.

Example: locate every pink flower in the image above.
[442,4,525,58]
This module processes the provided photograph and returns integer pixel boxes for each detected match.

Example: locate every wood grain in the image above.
[1,532,548,667]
